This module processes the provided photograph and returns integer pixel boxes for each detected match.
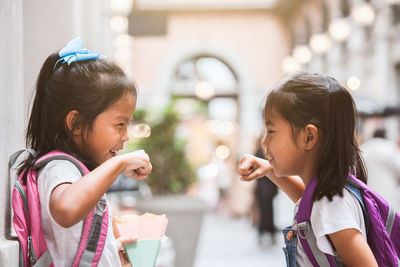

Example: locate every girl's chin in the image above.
[99,152,117,163]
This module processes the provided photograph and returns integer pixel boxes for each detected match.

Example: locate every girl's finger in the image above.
[240,169,264,182]
[136,174,149,180]
[124,170,139,179]
[238,160,254,176]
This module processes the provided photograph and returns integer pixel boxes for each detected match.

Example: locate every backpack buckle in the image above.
[297,221,311,239]
[96,197,108,214]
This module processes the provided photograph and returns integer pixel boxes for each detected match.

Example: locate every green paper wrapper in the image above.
[125,239,161,267]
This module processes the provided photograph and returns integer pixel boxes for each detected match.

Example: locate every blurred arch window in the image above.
[171,55,239,170]
[172,56,238,99]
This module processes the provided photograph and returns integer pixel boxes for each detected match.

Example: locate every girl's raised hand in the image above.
[119,150,152,180]
[238,154,272,182]
[239,155,304,202]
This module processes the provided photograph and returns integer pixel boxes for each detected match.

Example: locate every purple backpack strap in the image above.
[297,177,338,267]
[34,151,109,267]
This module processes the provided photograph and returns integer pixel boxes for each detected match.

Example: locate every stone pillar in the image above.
[0,1,112,265]
[23,0,112,111]
[0,0,25,266]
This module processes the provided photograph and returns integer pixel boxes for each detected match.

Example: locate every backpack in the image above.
[11,150,109,267]
[296,174,400,267]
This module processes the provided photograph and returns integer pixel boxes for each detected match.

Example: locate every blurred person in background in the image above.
[253,142,278,246]
[360,128,400,212]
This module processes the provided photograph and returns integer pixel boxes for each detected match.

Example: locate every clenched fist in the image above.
[119,150,152,180]
[238,154,273,182]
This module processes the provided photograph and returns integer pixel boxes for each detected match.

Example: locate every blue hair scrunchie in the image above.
[54,37,102,69]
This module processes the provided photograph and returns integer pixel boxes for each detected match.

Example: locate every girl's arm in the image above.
[50,150,152,228]
[329,229,378,267]
[238,154,304,202]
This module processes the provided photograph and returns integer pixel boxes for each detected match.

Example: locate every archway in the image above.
[170,55,240,208]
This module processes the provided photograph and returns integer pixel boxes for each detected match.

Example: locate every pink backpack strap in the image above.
[72,197,109,267]
[34,151,109,267]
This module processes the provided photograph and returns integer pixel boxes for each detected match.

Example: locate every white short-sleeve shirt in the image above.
[295,189,367,266]
[37,160,121,267]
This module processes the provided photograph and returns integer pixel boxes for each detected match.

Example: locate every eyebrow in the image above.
[116,115,131,123]
[265,120,275,126]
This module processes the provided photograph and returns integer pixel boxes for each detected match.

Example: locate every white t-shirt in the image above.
[295,189,367,266]
[37,160,121,267]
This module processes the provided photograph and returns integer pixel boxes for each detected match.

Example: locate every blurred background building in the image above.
[281,0,400,141]
[2,0,400,266]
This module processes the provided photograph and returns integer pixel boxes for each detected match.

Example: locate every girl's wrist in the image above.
[263,165,276,179]
[106,154,126,175]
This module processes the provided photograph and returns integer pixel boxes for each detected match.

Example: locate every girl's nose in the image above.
[122,128,129,142]
[261,133,268,147]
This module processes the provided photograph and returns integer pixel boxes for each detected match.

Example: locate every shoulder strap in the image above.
[297,177,338,267]
[35,151,110,267]
[32,152,85,176]
[73,197,109,267]
[343,183,370,232]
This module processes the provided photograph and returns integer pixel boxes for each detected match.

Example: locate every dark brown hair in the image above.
[19,52,137,180]
[264,72,367,201]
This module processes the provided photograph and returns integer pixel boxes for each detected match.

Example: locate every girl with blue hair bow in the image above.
[17,37,152,266]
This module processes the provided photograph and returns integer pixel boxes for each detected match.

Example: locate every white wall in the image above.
[23,0,113,116]
[0,0,25,266]
[0,0,113,265]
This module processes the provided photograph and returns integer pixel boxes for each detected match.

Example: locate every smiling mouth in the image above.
[109,150,118,156]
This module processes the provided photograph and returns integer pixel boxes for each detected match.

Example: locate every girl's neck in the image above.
[299,148,320,187]
[299,161,317,187]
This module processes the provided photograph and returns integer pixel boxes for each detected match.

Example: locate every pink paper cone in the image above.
[114,219,139,238]
[139,216,168,239]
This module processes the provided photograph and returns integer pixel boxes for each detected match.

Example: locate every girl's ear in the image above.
[65,110,81,135]
[303,124,318,151]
